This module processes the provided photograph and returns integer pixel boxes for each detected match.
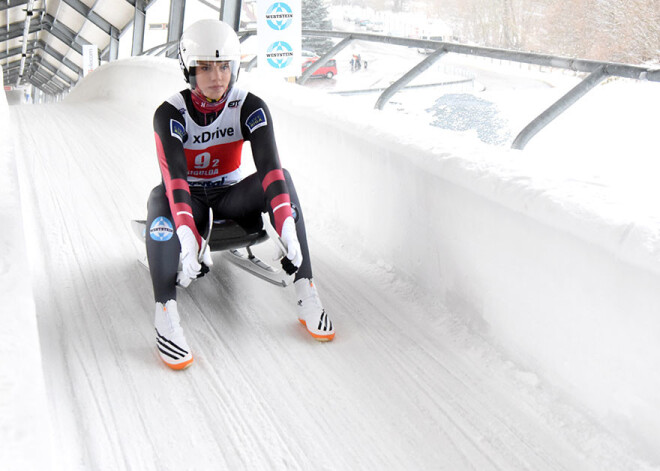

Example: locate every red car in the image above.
[301,57,338,79]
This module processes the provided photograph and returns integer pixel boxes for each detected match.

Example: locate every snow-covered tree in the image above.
[302,0,334,55]
[329,0,659,63]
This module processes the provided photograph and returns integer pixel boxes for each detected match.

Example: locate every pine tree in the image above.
[302,0,334,55]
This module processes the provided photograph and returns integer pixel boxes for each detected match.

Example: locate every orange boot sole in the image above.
[161,355,194,370]
[299,319,335,341]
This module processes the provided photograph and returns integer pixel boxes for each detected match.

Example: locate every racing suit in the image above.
[146,87,312,303]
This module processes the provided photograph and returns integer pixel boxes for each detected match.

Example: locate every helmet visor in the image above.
[188,59,240,91]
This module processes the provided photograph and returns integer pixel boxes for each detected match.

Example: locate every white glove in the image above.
[176,225,205,288]
[280,216,302,269]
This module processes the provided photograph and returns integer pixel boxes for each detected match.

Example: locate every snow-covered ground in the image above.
[3,44,660,471]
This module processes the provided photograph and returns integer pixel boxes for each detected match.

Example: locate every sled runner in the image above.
[131,211,293,287]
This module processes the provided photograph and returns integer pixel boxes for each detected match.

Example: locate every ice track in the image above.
[10,100,650,470]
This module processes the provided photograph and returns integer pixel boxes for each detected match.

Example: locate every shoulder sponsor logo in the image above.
[246,108,267,132]
[170,119,186,143]
[178,107,187,116]
[228,100,241,108]
[149,217,174,241]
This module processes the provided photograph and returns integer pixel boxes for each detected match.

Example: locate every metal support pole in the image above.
[167,0,186,58]
[220,0,242,32]
[511,66,609,150]
[297,36,353,85]
[108,27,120,61]
[131,0,146,56]
[375,48,447,110]
[246,55,257,72]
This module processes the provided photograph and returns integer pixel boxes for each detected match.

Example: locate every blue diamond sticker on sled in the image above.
[130,211,292,287]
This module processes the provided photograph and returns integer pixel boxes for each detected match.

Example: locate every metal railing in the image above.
[141,41,179,57]
[147,29,659,150]
[239,29,659,150]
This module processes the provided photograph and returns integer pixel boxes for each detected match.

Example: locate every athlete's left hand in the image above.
[280,216,302,274]
[176,225,212,287]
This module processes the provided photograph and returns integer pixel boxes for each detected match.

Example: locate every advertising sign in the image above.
[82,45,99,77]
[257,0,302,78]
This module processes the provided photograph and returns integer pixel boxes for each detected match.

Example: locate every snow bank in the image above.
[24,56,660,462]
[5,89,24,105]
[245,74,660,460]
[0,70,55,468]
[64,55,188,110]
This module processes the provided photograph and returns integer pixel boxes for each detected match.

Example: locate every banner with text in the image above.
[257,0,302,78]
[82,45,99,77]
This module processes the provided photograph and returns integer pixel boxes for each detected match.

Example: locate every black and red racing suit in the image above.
[145,87,312,303]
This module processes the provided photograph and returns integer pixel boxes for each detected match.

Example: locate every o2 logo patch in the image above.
[150,217,174,241]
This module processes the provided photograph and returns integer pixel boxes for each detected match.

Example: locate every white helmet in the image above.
[178,19,241,89]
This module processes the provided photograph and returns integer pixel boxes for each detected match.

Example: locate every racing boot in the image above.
[154,300,193,369]
[295,278,335,341]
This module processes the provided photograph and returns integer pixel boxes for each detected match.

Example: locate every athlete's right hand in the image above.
[280,216,302,275]
[176,225,202,288]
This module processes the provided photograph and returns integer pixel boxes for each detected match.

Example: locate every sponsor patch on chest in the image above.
[246,108,268,132]
[192,127,235,143]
